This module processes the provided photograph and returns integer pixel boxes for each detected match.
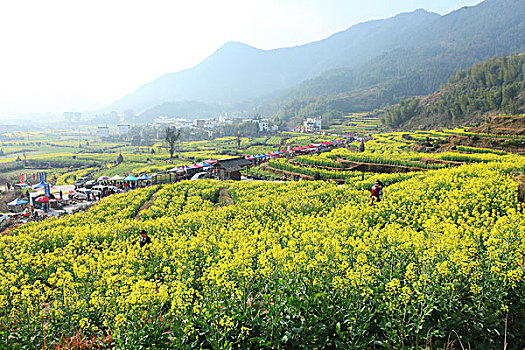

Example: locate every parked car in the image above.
[14,183,29,190]
[73,188,92,200]
[84,180,97,189]
[91,185,106,196]
[74,176,93,188]
[190,172,209,181]
[0,213,11,224]
[91,185,118,196]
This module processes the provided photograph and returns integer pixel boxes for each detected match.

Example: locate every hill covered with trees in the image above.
[381,54,525,129]
[274,0,525,125]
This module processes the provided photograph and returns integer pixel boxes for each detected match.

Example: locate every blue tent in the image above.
[138,174,152,180]
[123,175,139,181]
[7,198,29,206]
[32,181,46,189]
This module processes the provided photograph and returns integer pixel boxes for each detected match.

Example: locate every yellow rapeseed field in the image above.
[1,156,524,348]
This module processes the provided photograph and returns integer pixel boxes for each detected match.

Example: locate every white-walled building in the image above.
[63,112,81,122]
[303,117,322,132]
[151,117,192,129]
[98,126,109,139]
[117,124,130,135]
[254,119,269,132]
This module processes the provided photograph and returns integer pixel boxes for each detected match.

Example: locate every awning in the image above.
[7,198,29,206]
[35,196,50,202]
[32,181,47,189]
[97,176,110,181]
[109,175,125,181]
[137,174,152,180]
[123,175,139,181]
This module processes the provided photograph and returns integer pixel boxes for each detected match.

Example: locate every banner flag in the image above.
[44,183,50,198]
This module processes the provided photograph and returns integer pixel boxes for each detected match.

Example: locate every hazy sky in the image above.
[0,0,483,117]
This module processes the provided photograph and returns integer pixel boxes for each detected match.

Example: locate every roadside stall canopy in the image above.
[137,174,152,180]
[198,162,212,168]
[7,198,29,206]
[97,176,109,181]
[180,165,192,171]
[33,182,56,190]
[189,164,203,169]
[123,175,139,182]
[203,158,218,164]
[245,155,255,160]
[36,188,62,195]
[32,181,47,189]
[110,175,124,181]
[35,196,50,202]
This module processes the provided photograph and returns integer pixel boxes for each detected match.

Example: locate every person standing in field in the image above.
[139,229,151,248]
[369,180,383,206]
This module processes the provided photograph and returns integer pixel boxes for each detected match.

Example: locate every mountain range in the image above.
[107,0,525,124]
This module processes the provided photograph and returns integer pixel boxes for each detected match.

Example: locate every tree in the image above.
[236,131,241,149]
[165,126,181,159]
[359,140,365,153]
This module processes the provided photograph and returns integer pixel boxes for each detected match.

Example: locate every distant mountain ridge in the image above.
[106,0,525,122]
[108,9,440,114]
[275,0,525,123]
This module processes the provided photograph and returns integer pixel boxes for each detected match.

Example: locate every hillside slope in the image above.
[275,0,525,123]
[381,54,525,129]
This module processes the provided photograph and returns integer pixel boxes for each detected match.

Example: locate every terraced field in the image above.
[1,151,525,348]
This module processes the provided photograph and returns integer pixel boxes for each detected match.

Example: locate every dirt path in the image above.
[134,187,161,219]
[217,187,234,206]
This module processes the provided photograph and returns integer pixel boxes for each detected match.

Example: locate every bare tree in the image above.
[237,131,241,149]
[165,126,181,159]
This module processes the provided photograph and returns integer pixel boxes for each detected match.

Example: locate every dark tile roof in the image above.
[214,157,251,172]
